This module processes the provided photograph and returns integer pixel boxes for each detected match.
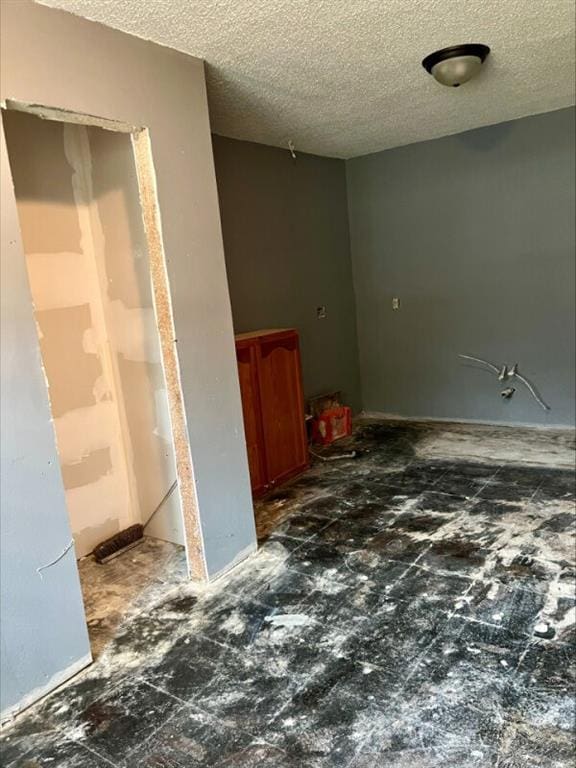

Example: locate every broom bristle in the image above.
[93,524,144,563]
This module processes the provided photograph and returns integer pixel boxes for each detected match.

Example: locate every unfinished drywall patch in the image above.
[88,126,184,547]
[3,109,187,557]
[117,357,178,521]
[60,447,113,490]
[3,110,138,557]
[35,304,102,416]
[27,251,94,311]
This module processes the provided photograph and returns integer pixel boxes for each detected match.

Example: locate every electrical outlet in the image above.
[316,306,327,320]
[392,297,400,310]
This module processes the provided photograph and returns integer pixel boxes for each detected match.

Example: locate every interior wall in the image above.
[212,134,362,412]
[1,119,92,718]
[87,126,184,546]
[347,107,576,427]
[3,112,184,557]
[1,0,255,717]
[3,111,137,558]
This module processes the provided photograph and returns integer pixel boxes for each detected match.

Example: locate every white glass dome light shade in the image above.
[431,54,483,87]
[422,44,490,88]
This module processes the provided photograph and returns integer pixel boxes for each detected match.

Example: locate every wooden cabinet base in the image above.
[235,329,309,496]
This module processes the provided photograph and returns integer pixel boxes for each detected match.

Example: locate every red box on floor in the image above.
[312,406,352,445]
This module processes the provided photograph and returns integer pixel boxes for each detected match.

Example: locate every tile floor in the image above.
[78,536,188,659]
[1,420,574,767]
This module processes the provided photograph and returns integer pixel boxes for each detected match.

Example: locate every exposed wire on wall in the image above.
[287,140,297,160]
[36,539,74,580]
[459,354,551,411]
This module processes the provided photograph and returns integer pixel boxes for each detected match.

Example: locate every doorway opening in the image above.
[2,105,192,659]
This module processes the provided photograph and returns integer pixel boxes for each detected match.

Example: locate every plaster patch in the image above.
[72,515,120,559]
[26,252,91,311]
[82,326,98,354]
[65,121,142,533]
[115,356,176,520]
[153,388,173,443]
[35,304,102,417]
[54,402,123,464]
[65,467,128,530]
[109,301,161,362]
[61,447,113,490]
[92,375,112,402]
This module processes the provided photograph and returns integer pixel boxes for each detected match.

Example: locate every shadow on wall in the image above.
[456,120,513,151]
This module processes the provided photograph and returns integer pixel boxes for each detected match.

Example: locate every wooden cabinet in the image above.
[236,339,268,496]
[235,329,308,496]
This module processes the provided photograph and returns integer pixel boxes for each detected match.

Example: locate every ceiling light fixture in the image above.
[422,44,490,87]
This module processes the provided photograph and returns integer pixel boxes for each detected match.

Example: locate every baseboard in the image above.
[360,411,575,432]
[1,652,92,725]
[207,542,258,583]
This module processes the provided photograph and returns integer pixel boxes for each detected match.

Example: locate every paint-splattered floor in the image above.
[78,536,188,659]
[2,420,575,767]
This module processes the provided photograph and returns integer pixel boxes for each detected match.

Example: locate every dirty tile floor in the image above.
[78,536,188,659]
[1,420,575,767]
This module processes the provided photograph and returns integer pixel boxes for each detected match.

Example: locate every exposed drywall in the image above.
[4,112,185,555]
[3,111,138,557]
[1,0,255,716]
[347,108,576,427]
[88,126,184,546]
[212,135,361,412]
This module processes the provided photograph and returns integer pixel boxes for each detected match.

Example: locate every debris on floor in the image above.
[1,419,574,767]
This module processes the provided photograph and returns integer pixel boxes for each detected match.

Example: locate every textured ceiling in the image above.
[38,0,575,158]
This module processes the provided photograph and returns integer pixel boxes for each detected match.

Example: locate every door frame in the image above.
[1,98,208,582]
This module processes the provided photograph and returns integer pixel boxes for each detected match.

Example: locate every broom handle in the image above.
[143,480,178,528]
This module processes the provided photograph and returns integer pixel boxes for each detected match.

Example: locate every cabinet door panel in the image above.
[236,344,267,495]
[258,335,307,484]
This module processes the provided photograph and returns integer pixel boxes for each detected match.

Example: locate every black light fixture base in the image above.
[422,44,490,74]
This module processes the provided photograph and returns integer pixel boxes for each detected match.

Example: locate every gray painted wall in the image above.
[347,108,576,427]
[0,126,91,718]
[1,0,255,715]
[213,135,362,412]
